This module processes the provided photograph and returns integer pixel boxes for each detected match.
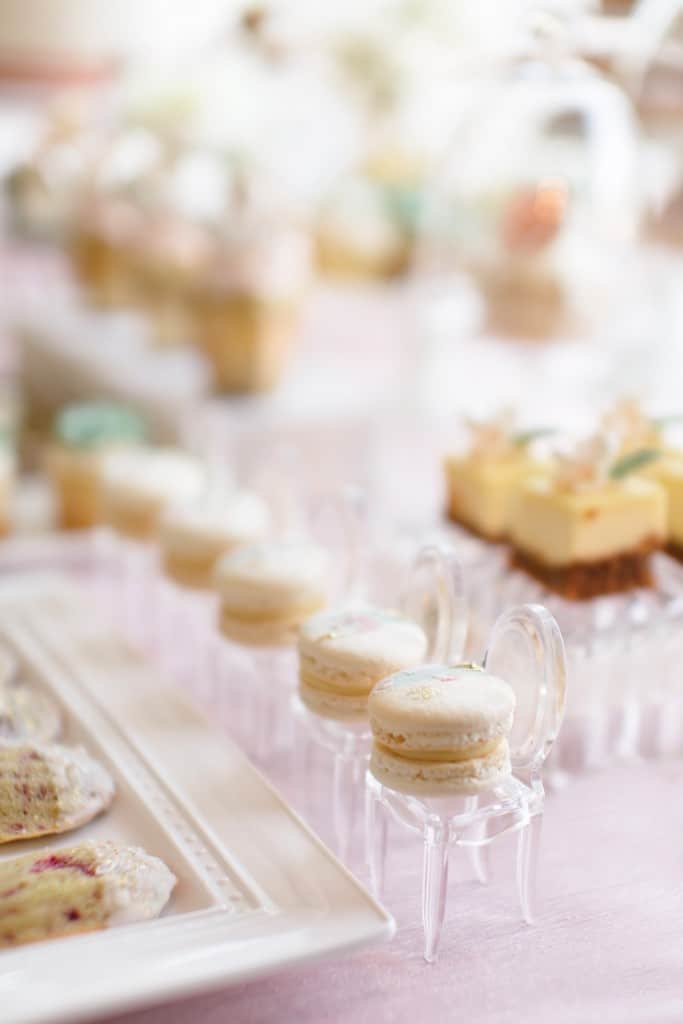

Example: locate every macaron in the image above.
[160,490,271,590]
[215,540,329,647]
[101,447,204,540]
[298,605,428,721]
[368,664,515,796]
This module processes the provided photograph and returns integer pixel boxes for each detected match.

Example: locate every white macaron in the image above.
[368,664,515,796]
[298,605,428,720]
[215,540,329,647]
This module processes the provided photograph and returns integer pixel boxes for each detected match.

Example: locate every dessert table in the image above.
[103,757,683,1024]
[3,246,683,1023]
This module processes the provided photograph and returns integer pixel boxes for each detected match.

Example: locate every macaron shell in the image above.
[298,606,428,683]
[215,541,329,613]
[368,665,515,755]
[298,678,371,721]
[370,738,511,796]
[160,491,271,557]
[220,598,327,648]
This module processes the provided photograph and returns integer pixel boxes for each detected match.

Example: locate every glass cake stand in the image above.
[365,602,567,962]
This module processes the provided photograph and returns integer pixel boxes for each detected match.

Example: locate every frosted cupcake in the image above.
[46,401,146,530]
[0,444,14,538]
[70,195,142,307]
[128,214,215,346]
[316,176,414,280]
[468,181,571,339]
[194,209,311,393]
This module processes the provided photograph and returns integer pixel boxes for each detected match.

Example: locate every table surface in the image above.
[4,247,683,1024]
[95,755,683,1024]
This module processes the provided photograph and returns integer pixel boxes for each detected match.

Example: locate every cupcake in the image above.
[316,175,414,280]
[127,213,214,346]
[193,200,311,393]
[468,181,571,339]
[46,401,146,531]
[70,196,142,307]
[0,444,14,538]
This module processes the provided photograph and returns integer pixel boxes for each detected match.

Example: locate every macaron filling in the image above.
[368,664,516,795]
[372,735,505,763]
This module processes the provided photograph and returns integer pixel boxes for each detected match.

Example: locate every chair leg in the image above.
[422,823,449,963]
[517,813,543,924]
[333,752,363,864]
[464,796,489,884]
[292,711,316,821]
[365,784,388,900]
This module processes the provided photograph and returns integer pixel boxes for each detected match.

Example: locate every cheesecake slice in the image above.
[444,452,541,541]
[509,474,667,599]
[444,411,549,541]
[646,457,683,561]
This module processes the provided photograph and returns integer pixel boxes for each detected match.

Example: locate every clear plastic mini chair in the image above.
[293,543,467,863]
[365,602,567,962]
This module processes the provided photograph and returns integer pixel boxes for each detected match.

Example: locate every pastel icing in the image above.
[55,401,146,450]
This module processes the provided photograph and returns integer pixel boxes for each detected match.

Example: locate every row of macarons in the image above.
[30,400,521,801]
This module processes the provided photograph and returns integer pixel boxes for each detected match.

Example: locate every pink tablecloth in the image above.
[103,757,683,1024]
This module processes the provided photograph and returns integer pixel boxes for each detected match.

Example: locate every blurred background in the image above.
[1,0,683,524]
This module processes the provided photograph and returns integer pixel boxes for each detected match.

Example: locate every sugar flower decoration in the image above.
[555,430,660,490]
[601,398,660,455]
[555,433,616,491]
[466,407,516,460]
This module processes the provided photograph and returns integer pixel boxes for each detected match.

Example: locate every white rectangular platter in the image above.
[0,574,393,1024]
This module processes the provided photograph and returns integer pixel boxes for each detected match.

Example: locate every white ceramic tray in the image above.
[0,574,393,1024]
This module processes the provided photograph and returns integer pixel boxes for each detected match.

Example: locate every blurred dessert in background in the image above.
[101,446,205,540]
[4,94,93,242]
[18,304,210,449]
[193,169,312,393]
[160,480,271,589]
[444,409,550,541]
[46,400,146,530]
[316,151,422,279]
[215,540,330,647]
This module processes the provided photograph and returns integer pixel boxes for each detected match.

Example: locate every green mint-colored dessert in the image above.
[54,402,146,450]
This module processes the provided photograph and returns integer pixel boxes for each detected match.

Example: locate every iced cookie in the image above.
[0,745,115,843]
[0,679,61,746]
[0,840,175,948]
[298,605,427,720]
[215,540,329,647]
[368,664,515,796]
